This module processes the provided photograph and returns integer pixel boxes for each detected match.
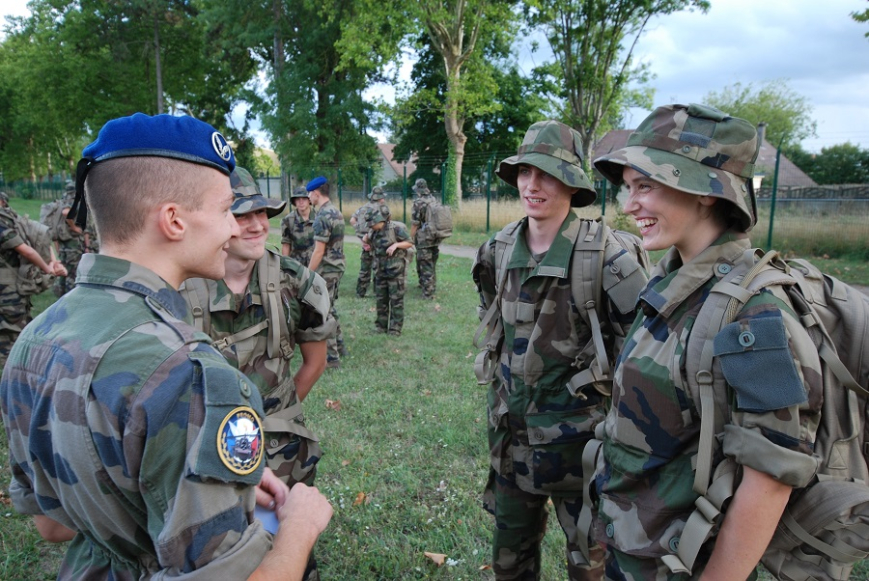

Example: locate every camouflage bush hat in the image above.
[0,191,8,204]
[593,103,760,232]
[290,186,309,205]
[365,205,388,227]
[412,178,429,195]
[369,186,385,201]
[230,166,286,218]
[496,120,597,208]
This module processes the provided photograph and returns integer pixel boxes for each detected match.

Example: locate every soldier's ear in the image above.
[157,202,186,241]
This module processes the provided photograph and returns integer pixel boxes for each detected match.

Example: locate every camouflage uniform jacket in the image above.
[311,200,345,274]
[595,233,820,562]
[0,253,273,580]
[281,209,315,266]
[472,212,638,495]
[0,207,25,280]
[369,220,411,279]
[352,202,377,239]
[181,251,334,417]
[411,193,438,248]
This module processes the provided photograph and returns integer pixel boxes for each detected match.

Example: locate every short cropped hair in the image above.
[86,157,210,245]
[316,182,331,198]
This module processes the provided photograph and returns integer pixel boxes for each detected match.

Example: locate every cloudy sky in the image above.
[3,0,867,152]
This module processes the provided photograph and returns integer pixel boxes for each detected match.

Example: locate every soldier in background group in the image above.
[350,186,388,298]
[306,175,347,369]
[362,205,413,336]
[282,186,315,266]
[49,181,87,297]
[410,178,440,300]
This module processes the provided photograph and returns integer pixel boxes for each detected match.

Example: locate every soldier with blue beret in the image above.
[0,113,332,580]
[592,104,820,579]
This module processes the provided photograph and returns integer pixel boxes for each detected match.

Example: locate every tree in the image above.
[789,142,869,185]
[524,0,707,171]
[853,3,869,37]
[703,79,816,151]
[337,0,520,207]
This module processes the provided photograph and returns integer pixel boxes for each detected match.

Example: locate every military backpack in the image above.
[666,249,869,581]
[423,201,453,243]
[40,199,73,242]
[473,216,650,397]
[0,207,55,296]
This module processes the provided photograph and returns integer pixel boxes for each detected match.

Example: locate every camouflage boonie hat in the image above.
[365,205,388,228]
[290,186,309,204]
[64,179,75,193]
[369,186,385,201]
[0,191,8,203]
[412,178,429,195]
[496,120,597,208]
[593,103,760,231]
[230,166,287,218]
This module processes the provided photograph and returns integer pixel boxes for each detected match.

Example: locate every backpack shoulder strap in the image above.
[179,278,211,336]
[258,251,293,360]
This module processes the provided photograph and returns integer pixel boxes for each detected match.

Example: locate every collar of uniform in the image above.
[76,253,190,319]
[640,232,751,318]
[207,262,264,314]
[508,211,579,279]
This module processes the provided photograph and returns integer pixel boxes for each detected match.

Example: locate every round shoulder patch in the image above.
[217,406,264,475]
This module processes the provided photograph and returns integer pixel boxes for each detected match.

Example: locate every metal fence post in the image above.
[485,156,493,232]
[766,138,785,250]
[402,164,408,223]
[337,168,343,212]
[441,161,447,204]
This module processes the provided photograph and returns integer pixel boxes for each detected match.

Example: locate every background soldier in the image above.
[181,166,334,581]
[0,191,66,368]
[282,186,315,266]
[307,176,347,369]
[350,186,388,298]
[362,205,413,336]
[472,120,648,580]
[0,113,332,579]
[410,178,440,300]
[50,180,87,297]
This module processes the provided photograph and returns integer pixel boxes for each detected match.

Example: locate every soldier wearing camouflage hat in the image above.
[410,178,441,299]
[180,166,335,581]
[282,185,315,266]
[592,104,818,579]
[45,180,88,297]
[361,203,412,335]
[350,186,388,298]
[1,114,332,580]
[472,120,649,580]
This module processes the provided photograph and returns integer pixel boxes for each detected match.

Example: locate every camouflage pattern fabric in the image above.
[593,103,760,232]
[595,233,820,574]
[311,199,345,274]
[181,250,334,487]
[53,226,86,297]
[0,253,273,579]
[411,193,439,249]
[472,212,638,581]
[281,209,315,266]
[353,201,378,297]
[369,219,411,334]
[320,272,345,364]
[412,194,439,297]
[0,207,31,368]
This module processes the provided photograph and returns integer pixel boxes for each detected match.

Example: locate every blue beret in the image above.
[82,113,235,175]
[306,176,328,192]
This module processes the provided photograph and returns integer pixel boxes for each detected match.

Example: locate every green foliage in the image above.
[853,4,869,37]
[704,79,817,151]
[785,142,869,185]
[524,0,709,169]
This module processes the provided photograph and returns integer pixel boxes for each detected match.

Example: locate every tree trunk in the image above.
[153,15,164,114]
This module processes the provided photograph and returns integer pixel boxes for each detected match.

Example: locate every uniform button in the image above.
[609,264,621,274]
[313,286,322,295]
[708,172,717,179]
[681,145,692,153]
[533,430,544,441]
[606,524,614,538]
[739,331,756,347]
[672,168,681,177]
[716,263,732,275]
[240,382,252,397]
[669,537,680,553]
[270,439,279,448]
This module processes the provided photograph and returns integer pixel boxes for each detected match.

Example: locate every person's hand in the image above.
[362,242,371,252]
[255,467,289,510]
[50,261,68,277]
[386,244,397,256]
[277,483,333,536]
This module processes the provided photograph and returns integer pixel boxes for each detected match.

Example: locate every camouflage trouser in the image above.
[356,245,374,297]
[0,284,30,371]
[483,470,605,581]
[603,547,711,581]
[291,249,313,268]
[416,245,439,298]
[321,272,345,363]
[374,273,406,334]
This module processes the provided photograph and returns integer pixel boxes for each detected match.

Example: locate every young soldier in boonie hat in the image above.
[496,119,598,208]
[590,105,822,580]
[229,166,286,217]
[472,119,649,581]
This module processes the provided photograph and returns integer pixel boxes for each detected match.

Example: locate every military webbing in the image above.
[668,249,869,576]
[261,399,319,441]
[181,252,293,361]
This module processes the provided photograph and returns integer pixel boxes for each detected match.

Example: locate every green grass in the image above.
[2,197,868,579]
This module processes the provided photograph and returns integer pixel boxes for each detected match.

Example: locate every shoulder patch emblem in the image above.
[217,406,264,475]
